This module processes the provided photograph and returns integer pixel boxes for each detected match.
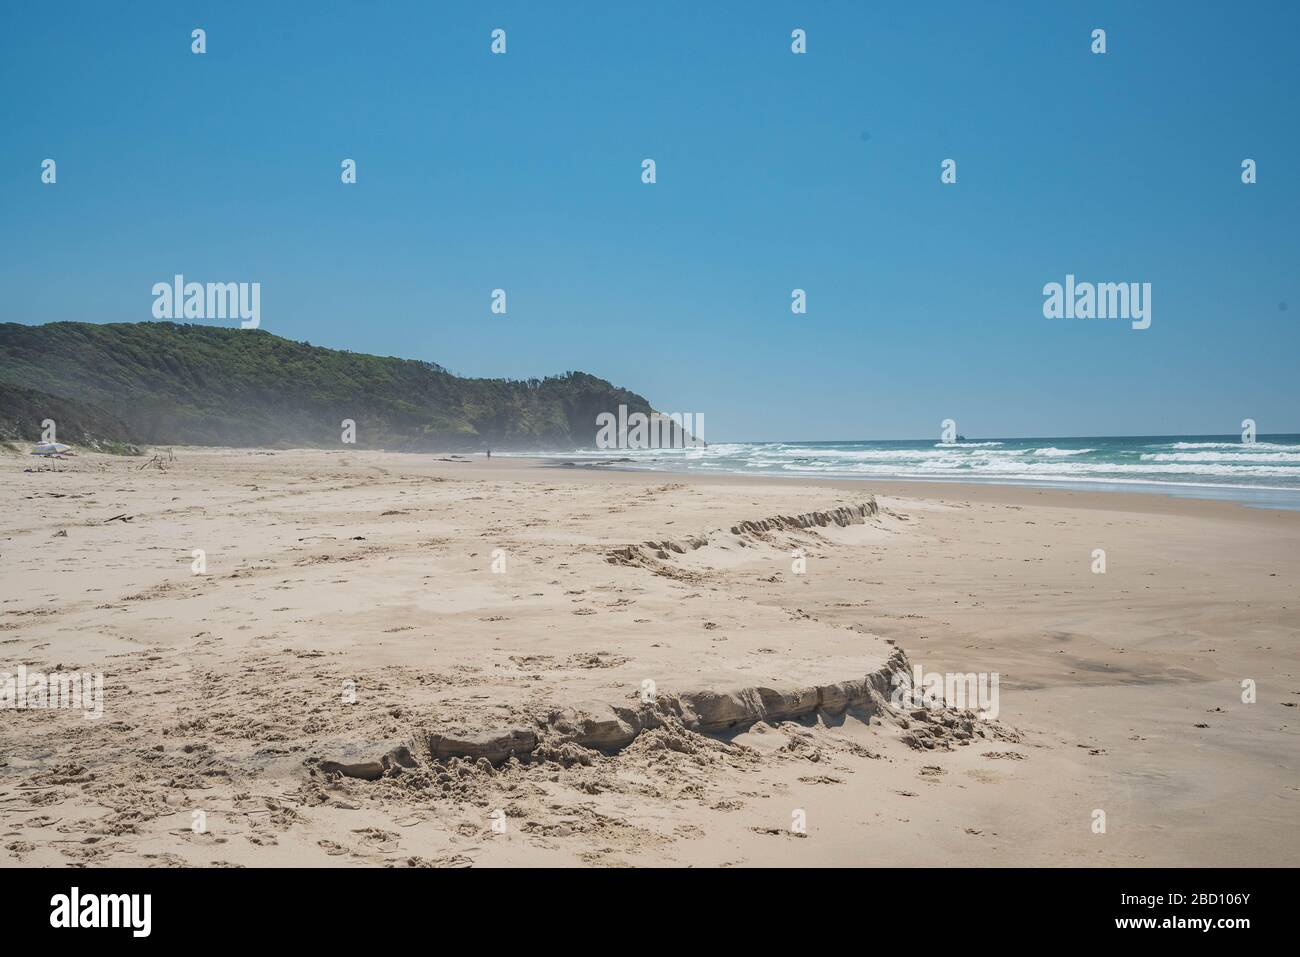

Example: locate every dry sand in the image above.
[1,447,1296,867]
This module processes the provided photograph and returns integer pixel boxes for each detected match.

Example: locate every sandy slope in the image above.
[1,447,1296,867]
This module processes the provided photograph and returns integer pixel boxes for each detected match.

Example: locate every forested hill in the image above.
[0,322,658,451]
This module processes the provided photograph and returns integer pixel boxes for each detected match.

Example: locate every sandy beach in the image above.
[1,447,1296,867]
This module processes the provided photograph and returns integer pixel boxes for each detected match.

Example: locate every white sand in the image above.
[1,447,1296,866]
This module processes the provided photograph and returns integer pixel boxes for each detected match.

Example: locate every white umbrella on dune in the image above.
[31,442,72,456]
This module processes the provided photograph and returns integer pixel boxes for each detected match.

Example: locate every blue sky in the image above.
[3,1,1297,441]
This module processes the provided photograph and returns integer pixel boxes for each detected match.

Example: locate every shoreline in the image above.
[482,451,1300,524]
[521,455,1300,512]
[17,440,1300,510]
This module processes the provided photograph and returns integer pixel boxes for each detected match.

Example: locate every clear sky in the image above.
[3,1,1297,441]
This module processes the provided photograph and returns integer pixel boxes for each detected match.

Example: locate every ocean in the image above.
[527,435,1300,511]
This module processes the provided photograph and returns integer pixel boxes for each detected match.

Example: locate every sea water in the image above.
[521,435,1300,511]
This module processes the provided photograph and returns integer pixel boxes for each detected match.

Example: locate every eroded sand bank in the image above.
[1,448,1296,866]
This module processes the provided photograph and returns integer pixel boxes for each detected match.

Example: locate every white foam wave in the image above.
[1166,442,1300,451]
[1142,452,1300,463]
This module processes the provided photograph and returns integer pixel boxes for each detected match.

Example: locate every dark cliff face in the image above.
[0,322,659,451]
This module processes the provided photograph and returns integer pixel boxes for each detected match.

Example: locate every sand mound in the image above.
[320,647,972,777]
[608,499,879,570]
